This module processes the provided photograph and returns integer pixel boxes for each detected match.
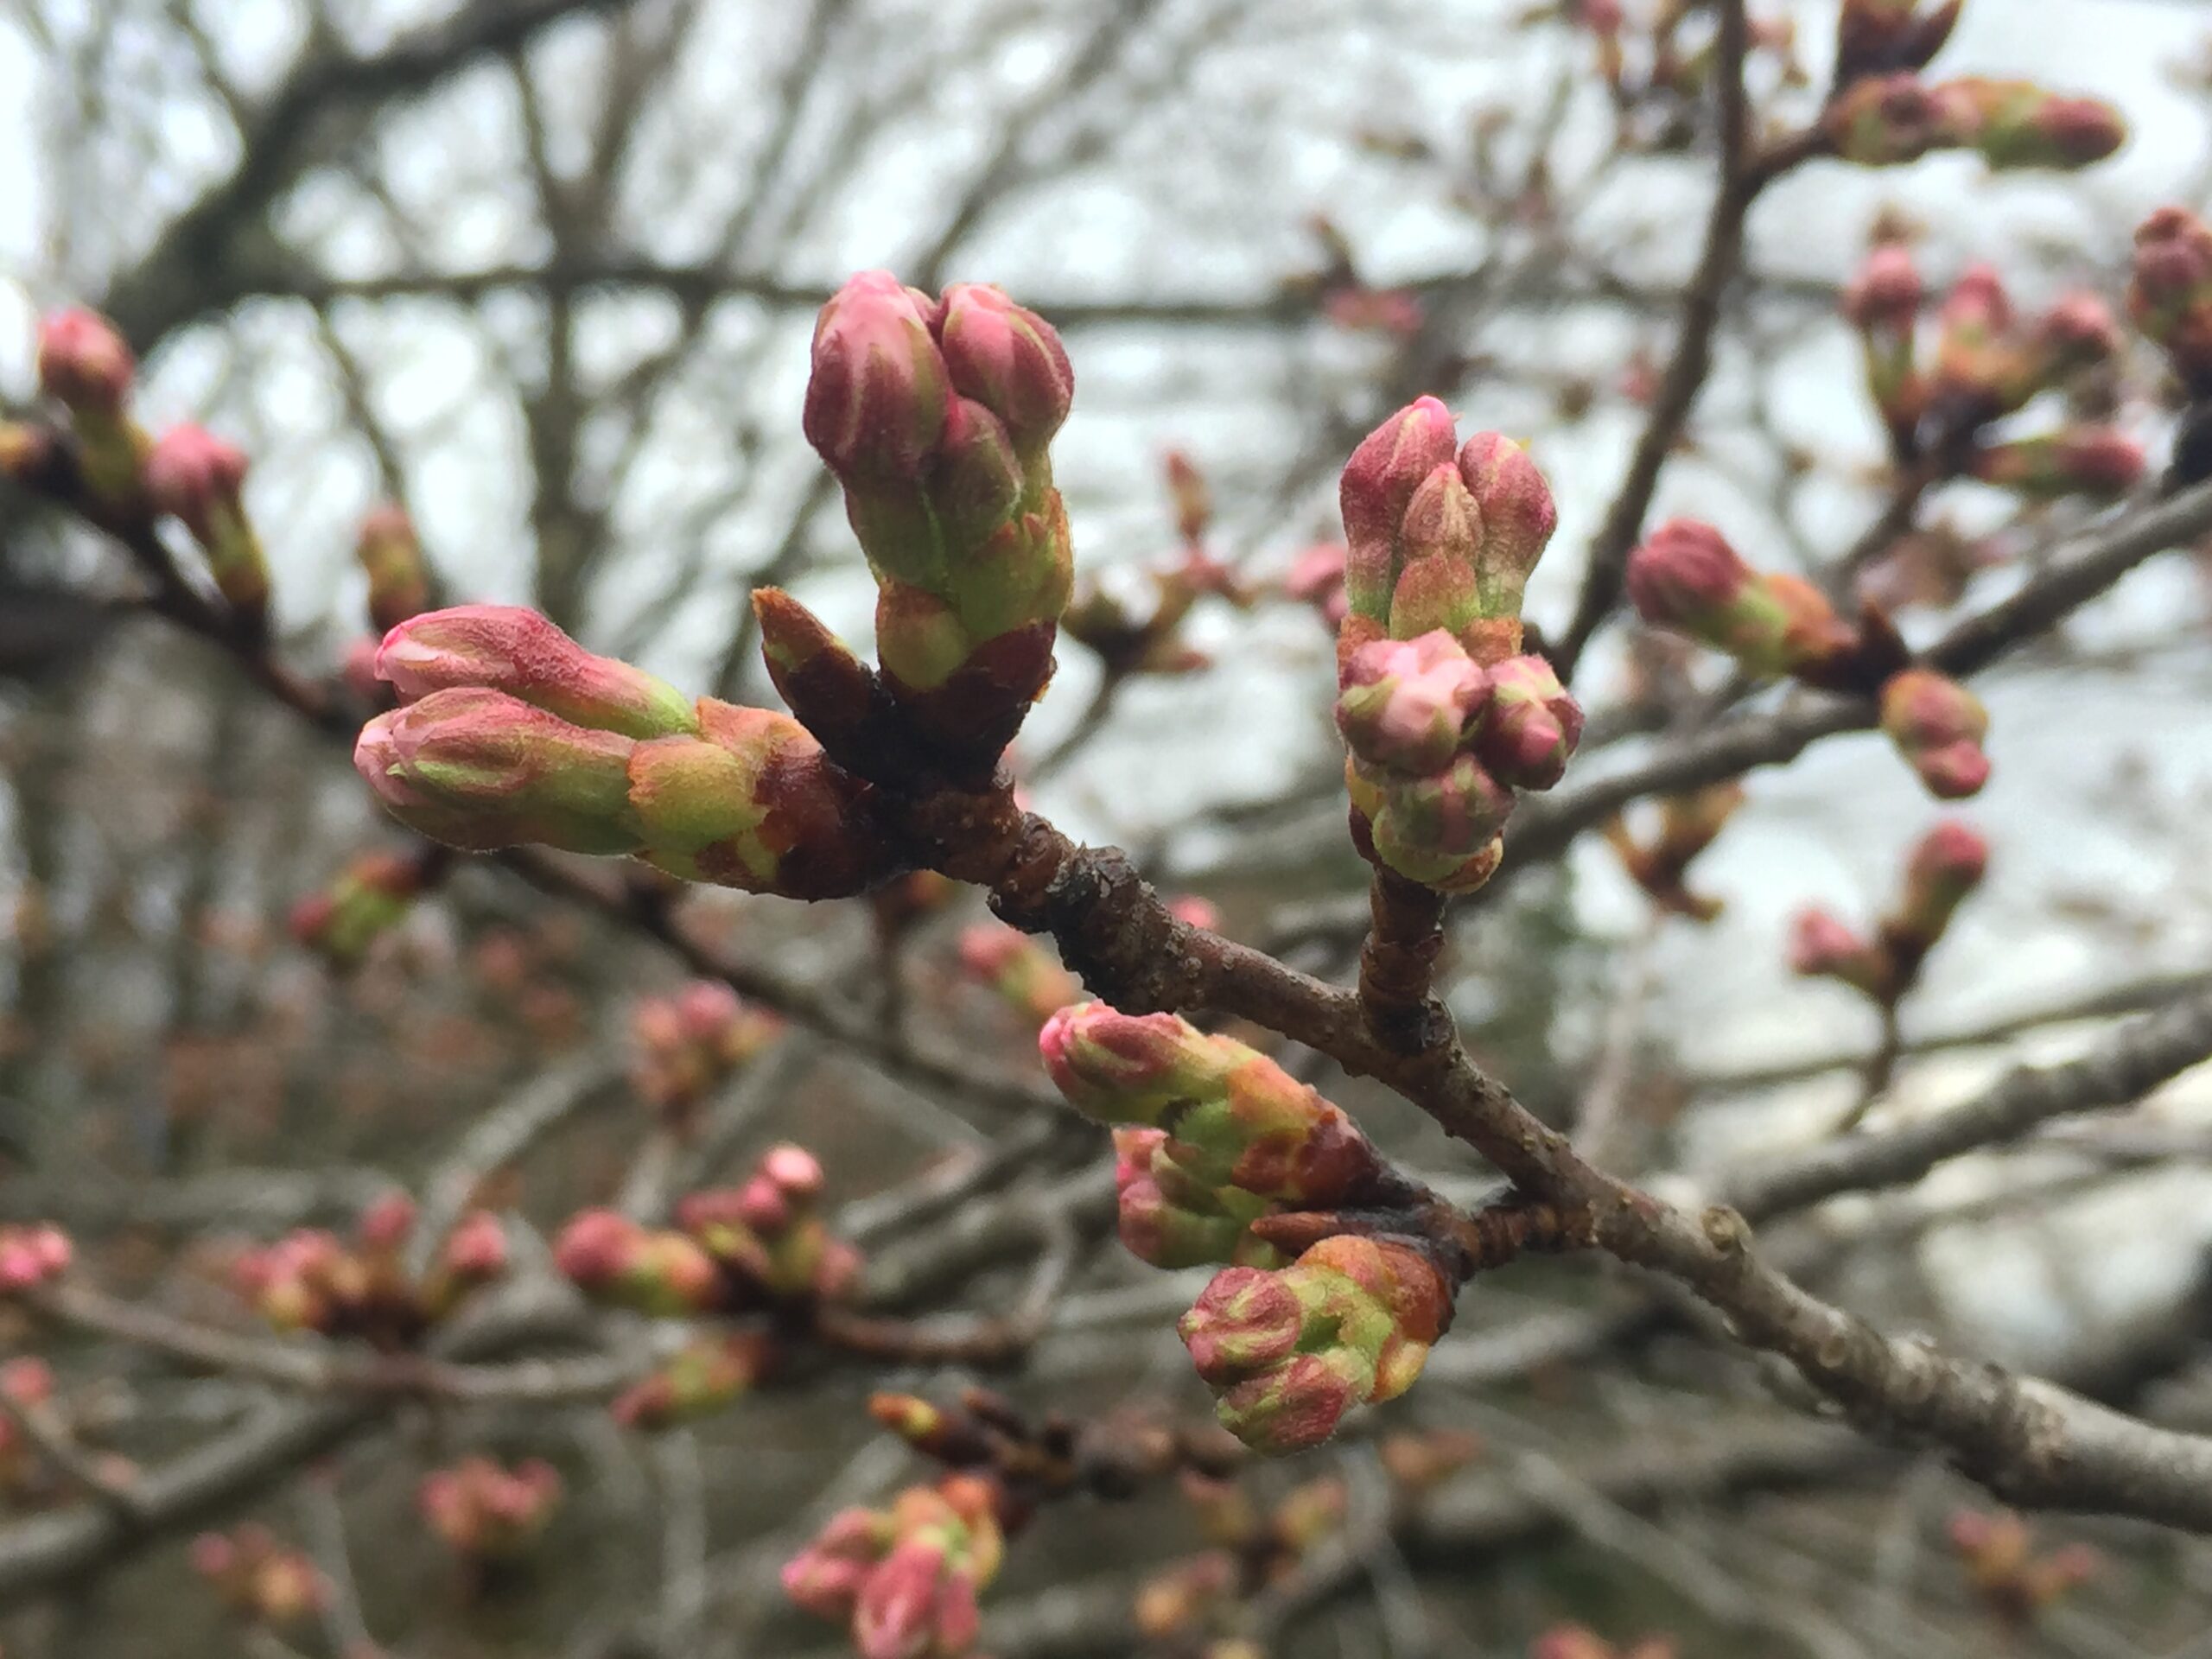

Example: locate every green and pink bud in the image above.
[1626,521,1852,678]
[1788,909,1893,999]
[1896,818,1989,948]
[1970,428,2145,499]
[1361,754,1511,893]
[1038,1003,1238,1126]
[1827,73,1953,166]
[1879,668,1991,799]
[355,505,430,632]
[1113,1128,1269,1268]
[1179,1266,1304,1384]
[553,1210,721,1316]
[1843,242,1925,438]
[1935,78,2127,171]
[289,848,435,968]
[35,308,133,416]
[782,1508,894,1619]
[1473,654,1582,790]
[613,1332,774,1430]
[1339,403,1558,664]
[1334,631,1488,776]
[145,425,269,624]
[376,606,696,741]
[1930,264,2028,421]
[2129,207,2212,394]
[804,273,1075,765]
[1835,0,1961,86]
[957,924,1078,1026]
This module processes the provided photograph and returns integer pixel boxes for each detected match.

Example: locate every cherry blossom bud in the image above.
[36,308,133,415]
[146,425,269,622]
[1627,521,1851,677]
[289,849,433,968]
[2034,291,2123,376]
[1789,909,1892,999]
[1970,429,2145,499]
[1930,264,2026,420]
[1835,0,1961,86]
[377,606,697,740]
[1844,242,1925,437]
[0,1224,71,1293]
[1283,542,1350,629]
[957,924,1077,1025]
[1178,1267,1305,1384]
[1334,631,1488,775]
[420,1457,562,1561]
[934,282,1074,455]
[1458,432,1558,613]
[1896,818,1989,947]
[1112,1128,1264,1268]
[1936,79,2127,170]
[613,1332,773,1430]
[1215,1350,1370,1455]
[1340,397,1460,625]
[440,1211,509,1285]
[1039,1003,1239,1125]
[2129,207,2212,393]
[804,272,950,482]
[357,689,641,855]
[1473,653,1582,790]
[554,1210,721,1315]
[1879,668,1991,798]
[355,505,430,633]
[1827,73,1953,165]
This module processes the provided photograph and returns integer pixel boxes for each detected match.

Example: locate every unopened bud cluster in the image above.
[356,606,893,898]
[192,1525,327,1628]
[1790,819,1988,1005]
[556,1144,860,1319]
[631,980,785,1129]
[783,1474,1004,1659]
[1040,1002,1398,1270]
[791,272,1076,766]
[288,847,440,968]
[1333,399,1580,890]
[230,1194,506,1344]
[1840,245,2138,492]
[1178,1235,1453,1453]
[1628,524,1992,798]
[9,308,272,627]
[419,1455,563,1562]
[2130,207,2212,396]
[1603,783,1745,922]
[0,1224,72,1294]
[1826,71,2125,173]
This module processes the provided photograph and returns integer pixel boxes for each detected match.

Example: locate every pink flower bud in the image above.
[144,425,247,540]
[1880,668,1991,799]
[356,505,430,633]
[1626,518,1754,628]
[1179,1268,1305,1385]
[1897,818,1989,944]
[1039,1003,1236,1125]
[1842,243,1923,334]
[357,1192,416,1254]
[377,606,697,740]
[35,308,134,414]
[854,1536,954,1659]
[803,271,951,482]
[1788,909,1878,984]
[1935,79,2127,170]
[1457,432,1558,609]
[1214,1350,1367,1455]
[1283,542,1350,629]
[783,1508,888,1618]
[1472,653,1582,790]
[1970,429,2145,500]
[355,688,642,855]
[1827,73,1953,166]
[442,1211,509,1282]
[0,1224,71,1293]
[1340,397,1459,622]
[935,283,1074,454]
[2036,291,2122,372]
[2130,207,2212,392]
[1334,631,1488,775]
[1363,754,1512,893]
